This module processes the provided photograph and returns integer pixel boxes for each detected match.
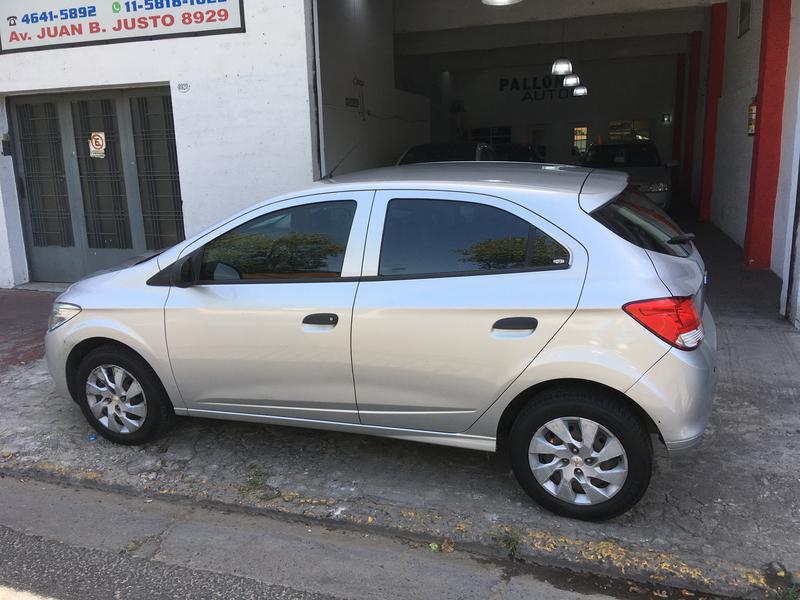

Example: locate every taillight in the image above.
[623,297,704,350]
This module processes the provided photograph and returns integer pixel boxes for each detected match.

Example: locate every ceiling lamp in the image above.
[563,73,580,87]
[551,57,573,76]
[573,85,588,97]
[482,0,524,5]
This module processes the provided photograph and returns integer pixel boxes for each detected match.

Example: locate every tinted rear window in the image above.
[379,198,570,277]
[591,190,691,257]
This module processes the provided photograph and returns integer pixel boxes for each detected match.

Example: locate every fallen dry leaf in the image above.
[441,538,454,554]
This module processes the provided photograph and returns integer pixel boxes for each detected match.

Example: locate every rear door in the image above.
[351,190,588,433]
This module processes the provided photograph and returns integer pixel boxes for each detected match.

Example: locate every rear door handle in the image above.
[492,317,538,331]
[303,313,339,326]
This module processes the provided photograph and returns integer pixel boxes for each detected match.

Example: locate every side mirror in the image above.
[173,255,196,288]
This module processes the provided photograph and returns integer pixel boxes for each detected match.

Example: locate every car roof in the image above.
[326,162,601,195]
[157,162,628,265]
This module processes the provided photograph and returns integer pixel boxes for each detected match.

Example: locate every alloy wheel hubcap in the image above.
[85,365,147,434]
[529,417,628,505]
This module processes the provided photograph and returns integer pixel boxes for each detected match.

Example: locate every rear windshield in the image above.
[591,189,691,257]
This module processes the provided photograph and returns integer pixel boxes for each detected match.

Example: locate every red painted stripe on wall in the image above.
[743,0,792,268]
[698,3,727,222]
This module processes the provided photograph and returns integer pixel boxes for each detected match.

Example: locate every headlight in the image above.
[48,302,81,331]
[646,182,671,193]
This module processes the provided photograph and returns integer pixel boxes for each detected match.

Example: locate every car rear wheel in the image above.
[75,345,175,445]
[509,386,652,520]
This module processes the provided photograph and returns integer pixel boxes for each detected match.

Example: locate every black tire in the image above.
[509,385,652,521]
[74,344,176,445]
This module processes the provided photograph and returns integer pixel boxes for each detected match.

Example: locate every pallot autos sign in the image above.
[1,0,244,54]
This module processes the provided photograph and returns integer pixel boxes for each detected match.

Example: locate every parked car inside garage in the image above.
[580,142,676,209]
[397,142,496,165]
[492,143,543,163]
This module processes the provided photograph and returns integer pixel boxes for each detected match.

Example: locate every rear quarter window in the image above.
[591,190,691,257]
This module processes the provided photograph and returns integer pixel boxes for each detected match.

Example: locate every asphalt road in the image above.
[0,476,686,600]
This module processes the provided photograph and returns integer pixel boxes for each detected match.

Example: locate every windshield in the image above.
[591,189,691,257]
[583,144,660,168]
[399,145,478,165]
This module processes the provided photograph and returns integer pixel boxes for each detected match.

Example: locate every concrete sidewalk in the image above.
[0,225,798,599]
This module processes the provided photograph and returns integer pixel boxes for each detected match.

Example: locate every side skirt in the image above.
[182,408,497,452]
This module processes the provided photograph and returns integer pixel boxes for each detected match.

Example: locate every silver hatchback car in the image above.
[45,163,717,520]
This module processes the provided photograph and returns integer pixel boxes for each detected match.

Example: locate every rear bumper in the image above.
[626,304,718,455]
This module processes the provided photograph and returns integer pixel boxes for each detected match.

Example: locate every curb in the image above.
[0,461,790,600]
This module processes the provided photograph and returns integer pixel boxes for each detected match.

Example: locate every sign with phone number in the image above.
[0,0,244,53]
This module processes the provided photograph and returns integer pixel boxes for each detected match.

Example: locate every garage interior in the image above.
[313,0,798,322]
[316,1,713,189]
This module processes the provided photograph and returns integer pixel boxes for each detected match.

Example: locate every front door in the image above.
[9,89,185,281]
[164,192,374,424]
[352,191,587,433]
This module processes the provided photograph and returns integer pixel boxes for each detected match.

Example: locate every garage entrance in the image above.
[314,1,705,189]
[9,88,184,282]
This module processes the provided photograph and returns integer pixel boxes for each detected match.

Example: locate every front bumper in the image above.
[626,304,718,455]
[45,325,75,402]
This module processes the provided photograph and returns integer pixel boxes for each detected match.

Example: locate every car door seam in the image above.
[349,190,377,424]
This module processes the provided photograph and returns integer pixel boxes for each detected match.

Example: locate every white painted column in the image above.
[0,100,29,288]
[777,0,800,324]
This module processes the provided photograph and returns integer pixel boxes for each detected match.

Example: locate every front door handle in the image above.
[303,313,339,326]
[492,317,538,331]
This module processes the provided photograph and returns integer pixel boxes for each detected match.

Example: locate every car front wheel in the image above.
[509,386,652,520]
[75,344,175,445]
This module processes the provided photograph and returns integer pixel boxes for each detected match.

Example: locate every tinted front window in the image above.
[592,190,691,257]
[379,199,569,277]
[582,144,660,168]
[200,201,357,281]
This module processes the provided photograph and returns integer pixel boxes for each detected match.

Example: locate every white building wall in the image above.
[0,103,28,287]
[317,0,429,175]
[780,0,800,322]
[0,2,317,286]
[709,0,762,247]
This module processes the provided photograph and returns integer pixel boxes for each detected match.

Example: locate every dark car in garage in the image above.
[580,142,675,209]
[493,143,543,163]
[397,142,496,165]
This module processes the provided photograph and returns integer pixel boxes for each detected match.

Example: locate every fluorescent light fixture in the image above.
[573,85,588,97]
[563,74,580,87]
[482,0,523,5]
[551,57,573,76]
